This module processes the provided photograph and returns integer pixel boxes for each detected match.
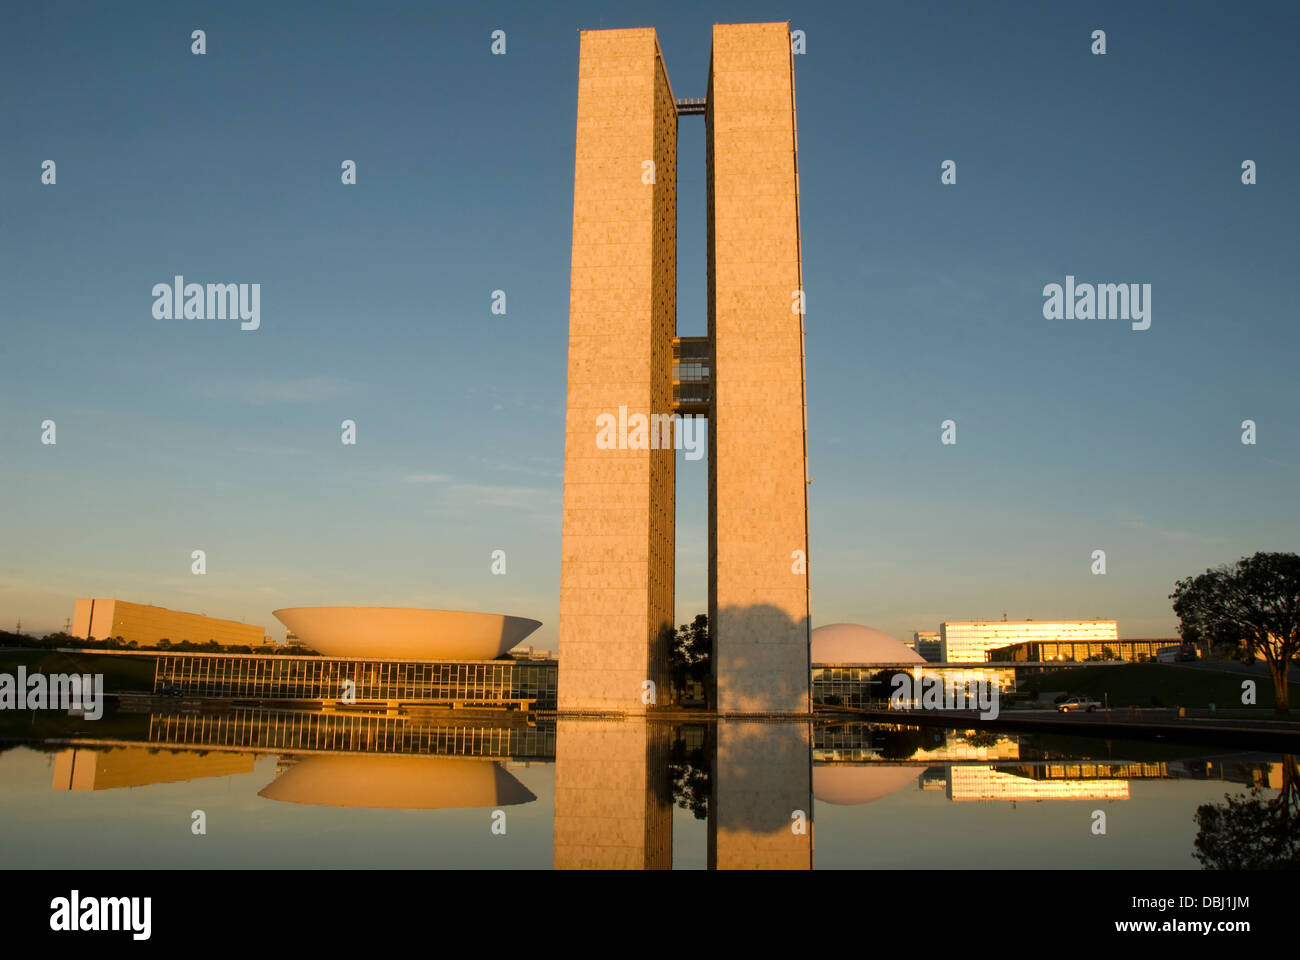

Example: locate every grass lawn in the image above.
[1020,661,1294,710]
[0,650,158,744]
[0,650,156,693]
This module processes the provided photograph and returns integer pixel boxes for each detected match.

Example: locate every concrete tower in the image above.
[560,22,809,715]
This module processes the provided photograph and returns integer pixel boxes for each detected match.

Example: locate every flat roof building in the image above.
[72,598,265,648]
[987,637,1176,663]
[913,631,942,663]
[940,619,1118,663]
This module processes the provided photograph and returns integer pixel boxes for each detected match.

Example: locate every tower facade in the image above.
[560,22,809,715]
[559,28,677,714]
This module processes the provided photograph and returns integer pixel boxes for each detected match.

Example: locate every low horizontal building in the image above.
[151,651,558,710]
[988,637,1177,663]
[72,598,266,648]
[940,619,1118,663]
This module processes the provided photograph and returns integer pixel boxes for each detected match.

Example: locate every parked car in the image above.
[159,684,183,697]
[1057,696,1102,713]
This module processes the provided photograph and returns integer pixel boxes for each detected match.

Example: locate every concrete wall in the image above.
[71,598,264,647]
[559,28,676,712]
[707,22,811,714]
[71,598,94,640]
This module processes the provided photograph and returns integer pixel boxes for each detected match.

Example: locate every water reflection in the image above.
[709,721,813,869]
[2,705,1289,869]
[553,719,672,869]
[1193,754,1299,868]
[260,755,536,810]
[52,746,255,791]
[813,765,920,805]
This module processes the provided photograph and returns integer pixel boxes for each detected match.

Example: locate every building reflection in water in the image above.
[551,719,814,870]
[259,754,536,810]
[813,764,920,805]
[52,746,256,791]
[709,721,813,869]
[553,719,672,869]
[812,723,1263,806]
[37,708,1287,868]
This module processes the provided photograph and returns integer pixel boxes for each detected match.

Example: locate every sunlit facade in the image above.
[940,619,1118,663]
[912,631,942,662]
[152,652,558,709]
[948,765,1129,801]
[72,598,266,648]
[559,22,811,715]
[988,637,1174,663]
[813,664,1017,709]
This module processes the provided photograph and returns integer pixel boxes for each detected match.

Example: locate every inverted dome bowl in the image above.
[272,607,542,660]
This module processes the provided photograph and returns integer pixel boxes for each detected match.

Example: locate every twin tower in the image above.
[559,23,811,715]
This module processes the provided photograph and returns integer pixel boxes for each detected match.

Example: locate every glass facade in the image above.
[940,620,1119,663]
[148,708,556,759]
[987,638,1173,663]
[153,654,558,710]
[811,665,1016,709]
[671,336,710,414]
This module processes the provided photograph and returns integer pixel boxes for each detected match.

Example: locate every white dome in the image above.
[810,623,925,665]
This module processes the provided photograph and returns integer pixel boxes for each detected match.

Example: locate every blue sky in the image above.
[2,0,1297,645]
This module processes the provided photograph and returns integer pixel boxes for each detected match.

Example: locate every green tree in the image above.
[666,727,712,819]
[1194,756,1300,869]
[668,614,711,704]
[1171,552,1300,715]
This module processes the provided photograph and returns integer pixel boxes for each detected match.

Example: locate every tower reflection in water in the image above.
[552,719,814,870]
[41,709,1281,868]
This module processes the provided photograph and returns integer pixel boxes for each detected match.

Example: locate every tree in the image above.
[1171,552,1300,715]
[666,726,712,820]
[669,614,711,705]
[1194,756,1300,868]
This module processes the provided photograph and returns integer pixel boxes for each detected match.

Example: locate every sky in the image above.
[2,0,1297,646]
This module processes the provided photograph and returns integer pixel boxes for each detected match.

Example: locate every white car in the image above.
[1057,696,1102,713]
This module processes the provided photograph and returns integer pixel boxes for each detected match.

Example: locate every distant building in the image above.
[989,637,1175,663]
[509,645,557,662]
[912,631,943,663]
[810,623,1015,708]
[71,599,265,648]
[947,766,1129,802]
[940,619,1118,663]
[52,747,255,791]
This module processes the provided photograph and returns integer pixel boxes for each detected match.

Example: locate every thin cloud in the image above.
[201,376,359,405]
